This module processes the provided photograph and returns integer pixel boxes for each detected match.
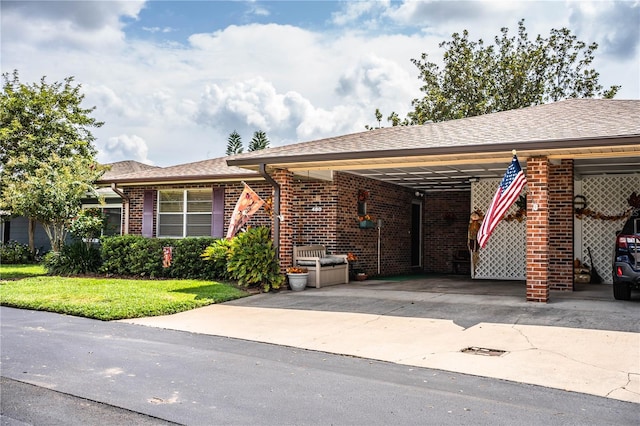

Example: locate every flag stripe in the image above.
[477,156,527,248]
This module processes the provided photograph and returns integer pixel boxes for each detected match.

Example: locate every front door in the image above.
[411,201,422,267]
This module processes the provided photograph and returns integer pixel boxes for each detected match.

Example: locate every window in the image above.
[102,207,122,236]
[158,189,212,237]
[80,204,122,236]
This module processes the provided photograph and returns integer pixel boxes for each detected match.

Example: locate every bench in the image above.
[293,245,349,288]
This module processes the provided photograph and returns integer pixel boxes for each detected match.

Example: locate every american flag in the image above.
[477,155,527,248]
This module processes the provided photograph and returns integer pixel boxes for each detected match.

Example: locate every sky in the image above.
[2,0,639,167]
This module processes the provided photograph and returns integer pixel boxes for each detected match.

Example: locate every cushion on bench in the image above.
[297,255,346,267]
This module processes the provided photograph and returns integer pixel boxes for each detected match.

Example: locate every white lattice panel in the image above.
[471,180,527,280]
[576,175,640,285]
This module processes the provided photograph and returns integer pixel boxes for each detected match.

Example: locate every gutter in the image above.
[110,183,130,235]
[259,164,280,255]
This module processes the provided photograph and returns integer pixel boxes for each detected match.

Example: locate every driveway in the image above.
[123,275,640,403]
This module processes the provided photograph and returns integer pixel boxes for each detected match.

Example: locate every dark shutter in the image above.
[212,187,225,238]
[142,190,155,237]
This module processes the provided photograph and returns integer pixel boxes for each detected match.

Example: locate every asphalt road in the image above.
[1,307,637,425]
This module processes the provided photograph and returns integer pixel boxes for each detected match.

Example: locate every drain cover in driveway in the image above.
[461,346,507,356]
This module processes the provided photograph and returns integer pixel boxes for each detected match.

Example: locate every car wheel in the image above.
[613,282,631,300]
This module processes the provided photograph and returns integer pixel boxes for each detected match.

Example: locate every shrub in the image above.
[226,227,284,292]
[200,238,233,280]
[128,237,165,278]
[0,241,34,264]
[43,241,102,275]
[101,235,219,280]
[167,237,218,280]
[100,235,143,276]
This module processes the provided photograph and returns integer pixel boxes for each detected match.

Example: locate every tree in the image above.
[381,20,620,126]
[2,154,104,252]
[248,130,270,151]
[0,70,104,253]
[225,130,244,155]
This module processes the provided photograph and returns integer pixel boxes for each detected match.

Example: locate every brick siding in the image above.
[548,160,574,290]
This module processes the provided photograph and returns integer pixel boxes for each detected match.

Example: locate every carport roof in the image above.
[227,99,640,191]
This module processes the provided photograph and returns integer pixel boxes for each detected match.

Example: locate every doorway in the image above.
[411,201,422,267]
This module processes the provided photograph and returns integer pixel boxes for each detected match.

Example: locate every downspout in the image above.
[259,164,280,254]
[110,183,130,235]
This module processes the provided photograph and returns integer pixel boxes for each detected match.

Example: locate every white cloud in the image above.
[99,134,152,165]
[1,0,144,50]
[2,0,637,166]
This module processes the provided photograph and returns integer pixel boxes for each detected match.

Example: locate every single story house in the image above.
[98,99,640,303]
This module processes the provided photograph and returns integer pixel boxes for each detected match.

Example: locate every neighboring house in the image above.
[99,99,640,302]
[0,160,157,252]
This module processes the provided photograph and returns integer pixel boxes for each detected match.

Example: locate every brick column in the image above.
[549,160,574,290]
[271,169,294,270]
[526,157,550,302]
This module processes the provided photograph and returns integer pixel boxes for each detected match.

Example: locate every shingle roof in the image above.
[99,99,639,186]
[100,156,259,185]
[227,99,640,167]
[101,161,160,180]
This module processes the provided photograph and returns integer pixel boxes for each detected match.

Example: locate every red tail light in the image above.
[616,266,624,277]
[617,236,628,249]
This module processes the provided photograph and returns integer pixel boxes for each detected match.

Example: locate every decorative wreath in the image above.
[573,195,587,211]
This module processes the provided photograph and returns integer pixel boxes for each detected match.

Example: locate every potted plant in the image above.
[286,266,309,291]
[358,214,375,228]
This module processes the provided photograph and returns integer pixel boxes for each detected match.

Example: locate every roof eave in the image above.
[226,134,640,169]
[97,173,263,186]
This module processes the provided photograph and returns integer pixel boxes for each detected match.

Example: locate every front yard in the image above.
[0,264,249,321]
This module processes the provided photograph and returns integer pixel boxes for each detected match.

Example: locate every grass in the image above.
[0,264,48,280]
[0,264,249,321]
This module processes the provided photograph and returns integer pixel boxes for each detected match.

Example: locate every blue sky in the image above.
[2,1,639,167]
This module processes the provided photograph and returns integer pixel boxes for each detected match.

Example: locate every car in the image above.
[612,209,640,300]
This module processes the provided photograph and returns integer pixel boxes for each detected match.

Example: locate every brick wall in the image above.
[335,172,416,277]
[423,191,471,273]
[123,181,274,238]
[122,174,473,277]
[548,160,574,290]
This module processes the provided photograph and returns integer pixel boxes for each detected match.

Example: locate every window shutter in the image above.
[142,190,155,237]
[212,187,225,238]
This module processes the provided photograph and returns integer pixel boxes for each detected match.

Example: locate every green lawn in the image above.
[0,264,249,321]
[0,264,47,280]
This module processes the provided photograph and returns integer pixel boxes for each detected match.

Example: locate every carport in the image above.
[228,99,640,302]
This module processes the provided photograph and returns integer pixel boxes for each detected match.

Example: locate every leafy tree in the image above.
[380,20,620,126]
[0,70,104,252]
[2,154,104,252]
[248,130,270,151]
[225,130,244,155]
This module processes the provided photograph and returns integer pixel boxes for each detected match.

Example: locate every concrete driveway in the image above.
[123,275,640,403]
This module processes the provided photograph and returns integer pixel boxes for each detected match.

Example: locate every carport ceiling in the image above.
[344,156,640,192]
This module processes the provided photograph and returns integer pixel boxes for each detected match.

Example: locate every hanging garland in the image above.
[473,192,638,223]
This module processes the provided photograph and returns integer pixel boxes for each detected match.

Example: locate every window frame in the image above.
[157,189,212,238]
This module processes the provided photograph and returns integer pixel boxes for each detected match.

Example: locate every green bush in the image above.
[226,227,284,292]
[0,241,34,264]
[101,235,219,280]
[43,241,102,275]
[169,237,219,279]
[200,238,233,280]
[100,235,143,276]
[128,237,165,278]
